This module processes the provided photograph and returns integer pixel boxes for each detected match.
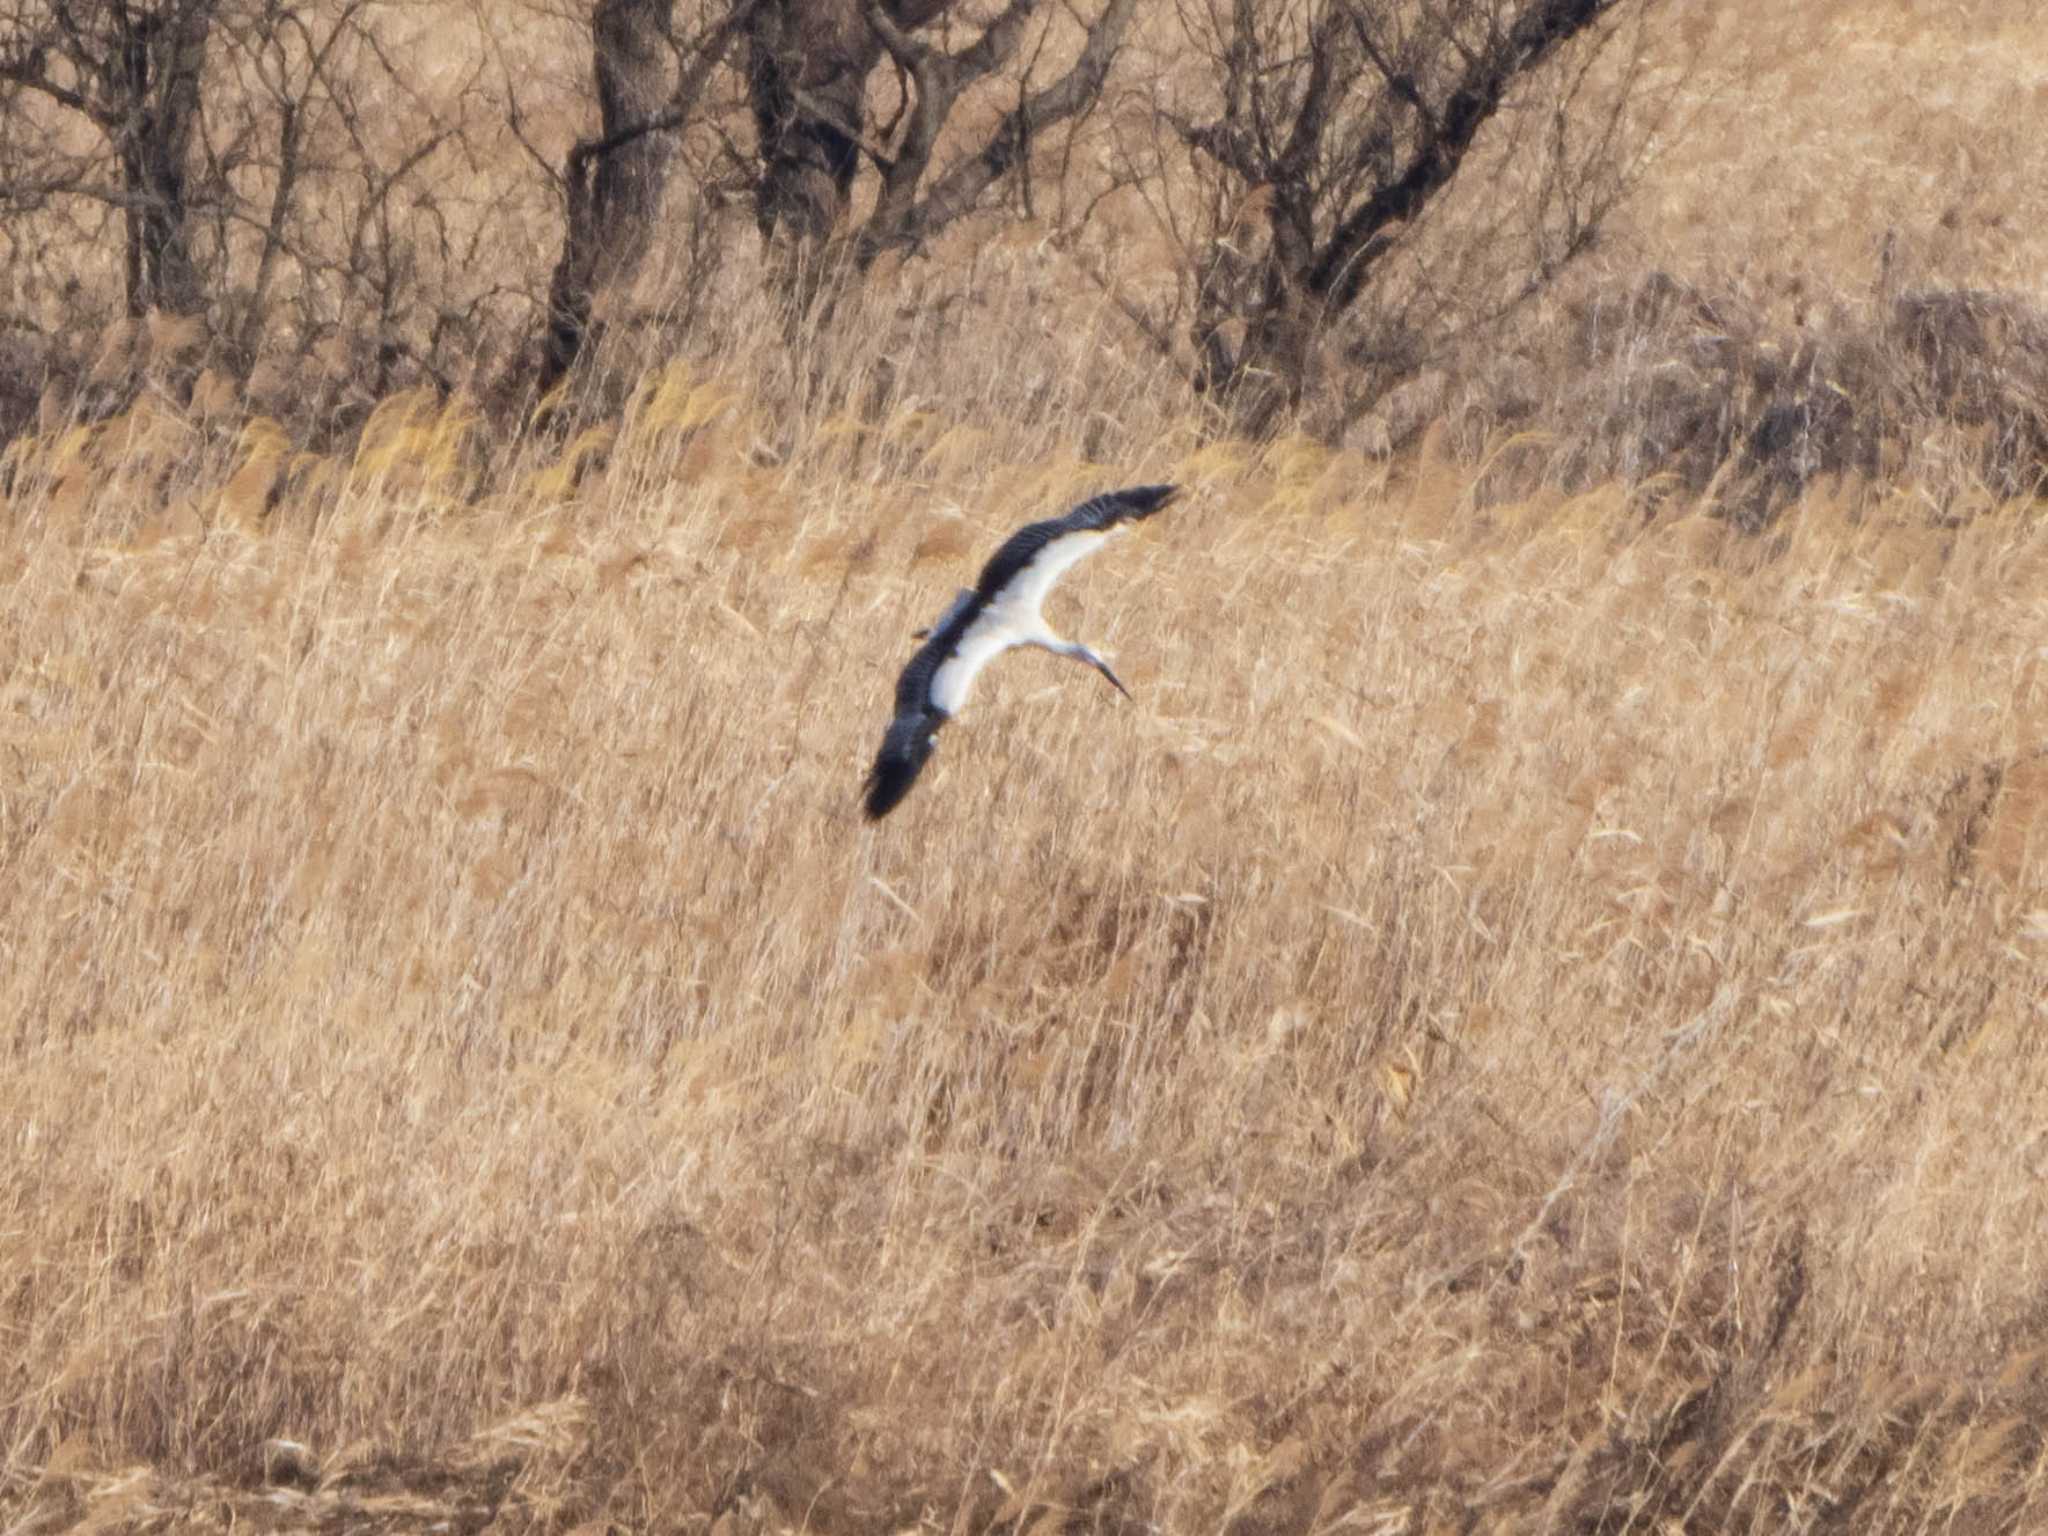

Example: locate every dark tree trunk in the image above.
[588,0,677,293]
[539,0,677,395]
[109,0,212,315]
[743,0,878,300]
[741,0,950,305]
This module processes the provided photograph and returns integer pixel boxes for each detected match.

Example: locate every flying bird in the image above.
[862,483,1181,820]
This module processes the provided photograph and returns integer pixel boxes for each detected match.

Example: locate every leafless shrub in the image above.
[745,0,1140,321]
[1888,286,2048,488]
[0,325,54,442]
[1460,266,2048,527]
[2,0,509,425]
[1100,0,1675,439]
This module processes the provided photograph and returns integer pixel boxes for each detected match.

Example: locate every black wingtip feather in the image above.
[863,713,939,820]
[1115,483,1180,517]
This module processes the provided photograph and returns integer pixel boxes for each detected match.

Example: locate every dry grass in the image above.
[6,335,2048,1533]
[7,3,2048,1533]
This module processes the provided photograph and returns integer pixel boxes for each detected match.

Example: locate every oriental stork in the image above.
[862,483,1180,820]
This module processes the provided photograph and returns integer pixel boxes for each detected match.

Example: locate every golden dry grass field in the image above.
[5,2,2048,1534]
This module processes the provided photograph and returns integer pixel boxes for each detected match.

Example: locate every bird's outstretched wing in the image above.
[864,595,979,819]
[863,708,941,820]
[971,484,1179,615]
[890,590,979,718]
[861,484,1180,821]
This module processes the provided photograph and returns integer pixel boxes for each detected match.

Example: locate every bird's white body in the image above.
[929,527,1116,715]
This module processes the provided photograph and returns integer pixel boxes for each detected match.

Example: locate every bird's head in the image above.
[1070,643,1131,699]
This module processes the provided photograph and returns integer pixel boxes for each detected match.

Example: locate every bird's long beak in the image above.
[1089,653,1131,699]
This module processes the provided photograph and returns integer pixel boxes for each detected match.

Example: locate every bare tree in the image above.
[2,0,489,422]
[743,0,1139,313]
[1156,0,1651,436]
[214,0,472,391]
[524,0,1143,387]
[741,0,946,288]
[531,0,754,397]
[1,0,215,315]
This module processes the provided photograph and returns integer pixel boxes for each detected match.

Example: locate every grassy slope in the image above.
[6,2,2048,1532]
[1633,0,2048,294]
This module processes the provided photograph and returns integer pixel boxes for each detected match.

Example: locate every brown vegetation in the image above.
[2,0,1663,442]
[1155,0,1657,435]
[8,351,2048,1531]
[4,2,2048,1533]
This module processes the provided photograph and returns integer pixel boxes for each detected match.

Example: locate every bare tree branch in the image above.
[1150,0,1647,435]
[856,0,1135,265]
[1310,0,1616,310]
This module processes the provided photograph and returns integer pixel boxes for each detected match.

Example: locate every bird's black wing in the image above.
[863,707,942,819]
[970,484,1179,603]
[864,590,985,819]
